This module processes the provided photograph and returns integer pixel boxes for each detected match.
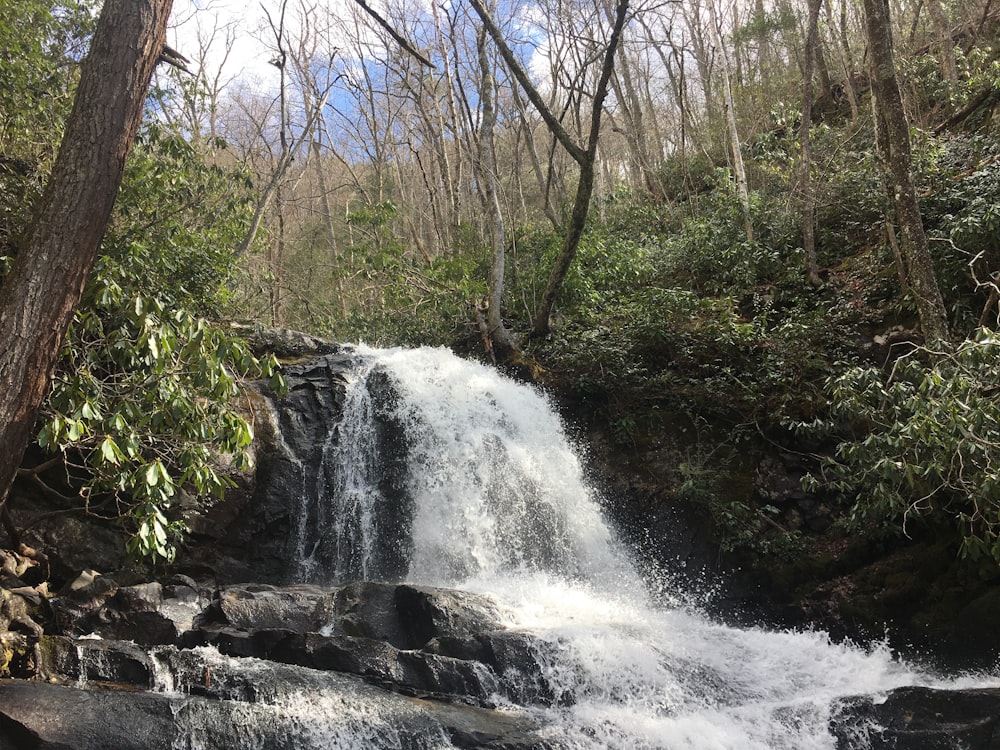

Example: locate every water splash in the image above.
[294,344,997,748]
[357,344,636,590]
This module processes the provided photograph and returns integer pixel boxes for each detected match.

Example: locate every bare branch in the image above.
[350,0,435,68]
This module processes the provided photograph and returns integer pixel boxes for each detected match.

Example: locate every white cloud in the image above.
[168,0,279,89]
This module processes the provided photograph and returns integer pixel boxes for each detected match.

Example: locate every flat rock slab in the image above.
[0,676,550,750]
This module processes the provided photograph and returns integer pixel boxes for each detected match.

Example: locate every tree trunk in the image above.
[470,0,629,339]
[0,0,172,508]
[708,0,754,242]
[863,0,950,343]
[829,0,860,120]
[926,0,958,84]
[527,0,630,336]
[476,27,518,359]
[801,0,824,286]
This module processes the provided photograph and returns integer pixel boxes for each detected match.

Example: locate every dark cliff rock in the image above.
[225,322,340,360]
[183,353,356,583]
[0,579,553,750]
[831,685,1000,749]
[183,350,414,586]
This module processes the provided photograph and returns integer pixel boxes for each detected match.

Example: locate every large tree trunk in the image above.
[0,0,172,508]
[863,0,950,343]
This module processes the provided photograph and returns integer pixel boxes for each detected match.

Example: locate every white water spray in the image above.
[303,345,996,748]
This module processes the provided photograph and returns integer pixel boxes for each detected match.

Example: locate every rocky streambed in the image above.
[4,341,1000,749]
[2,571,552,749]
[3,550,1000,747]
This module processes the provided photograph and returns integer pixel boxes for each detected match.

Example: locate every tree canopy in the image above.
[4,0,1000,568]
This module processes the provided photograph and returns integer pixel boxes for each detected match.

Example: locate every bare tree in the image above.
[707,0,754,241]
[156,7,240,143]
[470,0,630,339]
[474,24,518,358]
[233,1,336,261]
[800,0,823,286]
[863,0,949,342]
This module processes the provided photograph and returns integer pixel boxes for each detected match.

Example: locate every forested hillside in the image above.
[4,0,1000,596]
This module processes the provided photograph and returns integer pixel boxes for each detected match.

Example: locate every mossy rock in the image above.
[0,631,33,678]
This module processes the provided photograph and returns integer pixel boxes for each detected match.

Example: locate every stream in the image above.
[262,344,999,748]
[5,344,999,749]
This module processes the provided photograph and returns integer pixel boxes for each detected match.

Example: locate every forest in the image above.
[4,0,1000,592]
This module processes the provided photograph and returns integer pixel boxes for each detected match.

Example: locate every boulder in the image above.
[0,643,552,750]
[210,584,333,633]
[49,574,208,646]
[831,685,1000,749]
[188,582,551,707]
[38,636,153,687]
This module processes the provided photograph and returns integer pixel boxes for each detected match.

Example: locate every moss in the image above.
[0,632,33,678]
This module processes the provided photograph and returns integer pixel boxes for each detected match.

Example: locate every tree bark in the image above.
[0,0,173,508]
[863,0,950,343]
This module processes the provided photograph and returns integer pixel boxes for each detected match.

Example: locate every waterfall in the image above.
[295,359,383,582]
[285,344,998,749]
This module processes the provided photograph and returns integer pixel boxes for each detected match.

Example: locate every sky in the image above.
[166,0,550,94]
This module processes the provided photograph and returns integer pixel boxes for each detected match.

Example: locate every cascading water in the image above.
[284,344,998,749]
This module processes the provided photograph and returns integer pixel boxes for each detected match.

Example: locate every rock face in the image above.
[0,579,553,749]
[0,675,549,750]
[831,685,1000,749]
[192,352,354,583]
[187,350,412,585]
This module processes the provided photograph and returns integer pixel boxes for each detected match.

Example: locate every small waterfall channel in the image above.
[258,344,998,748]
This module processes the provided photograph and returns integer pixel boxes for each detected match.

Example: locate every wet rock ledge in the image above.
[831,685,1000,749]
[0,575,552,750]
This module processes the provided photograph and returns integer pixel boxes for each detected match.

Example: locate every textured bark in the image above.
[863,0,950,343]
[0,0,173,508]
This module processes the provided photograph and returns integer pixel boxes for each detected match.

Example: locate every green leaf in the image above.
[99,437,121,466]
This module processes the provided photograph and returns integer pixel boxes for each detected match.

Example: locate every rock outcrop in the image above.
[0,578,553,749]
[831,685,1000,749]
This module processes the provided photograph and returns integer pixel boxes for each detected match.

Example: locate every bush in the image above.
[41,289,283,562]
[21,120,280,563]
[802,330,1000,563]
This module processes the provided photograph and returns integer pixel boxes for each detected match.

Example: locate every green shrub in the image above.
[42,289,283,563]
[802,330,1000,563]
[27,121,278,564]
